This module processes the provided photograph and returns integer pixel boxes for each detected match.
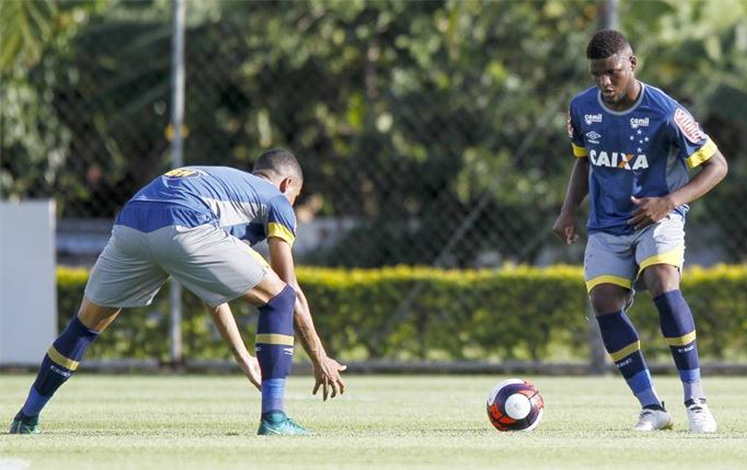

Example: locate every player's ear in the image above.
[629,55,637,73]
[279,177,294,194]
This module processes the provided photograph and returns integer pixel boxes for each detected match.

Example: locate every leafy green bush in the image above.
[57,264,747,362]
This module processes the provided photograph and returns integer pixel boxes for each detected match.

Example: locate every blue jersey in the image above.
[115,166,297,246]
[567,83,718,235]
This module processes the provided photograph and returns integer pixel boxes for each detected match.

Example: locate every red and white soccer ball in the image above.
[486,378,544,432]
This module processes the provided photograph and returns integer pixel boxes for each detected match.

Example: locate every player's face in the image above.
[589,54,636,107]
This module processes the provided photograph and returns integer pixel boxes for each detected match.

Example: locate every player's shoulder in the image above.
[194,165,251,179]
[641,83,681,117]
[201,166,273,188]
[569,86,598,111]
[267,193,294,216]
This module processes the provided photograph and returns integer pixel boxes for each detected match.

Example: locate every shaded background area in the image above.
[2,0,745,268]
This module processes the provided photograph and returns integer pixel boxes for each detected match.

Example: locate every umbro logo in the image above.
[585,131,601,143]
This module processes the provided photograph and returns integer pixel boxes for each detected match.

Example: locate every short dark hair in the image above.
[253,148,303,182]
[586,30,631,59]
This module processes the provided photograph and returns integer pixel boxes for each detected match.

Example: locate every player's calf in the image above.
[12,316,101,431]
[654,289,707,404]
[596,310,664,411]
[254,285,307,433]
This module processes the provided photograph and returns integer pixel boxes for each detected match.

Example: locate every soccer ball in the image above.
[486,378,544,432]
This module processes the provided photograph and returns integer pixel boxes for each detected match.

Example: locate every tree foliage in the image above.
[2,0,745,264]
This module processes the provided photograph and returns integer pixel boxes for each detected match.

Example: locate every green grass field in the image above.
[1,374,746,470]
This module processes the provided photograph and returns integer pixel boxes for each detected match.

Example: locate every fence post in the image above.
[169,0,186,365]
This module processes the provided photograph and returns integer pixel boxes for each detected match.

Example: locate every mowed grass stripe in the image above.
[1,375,746,470]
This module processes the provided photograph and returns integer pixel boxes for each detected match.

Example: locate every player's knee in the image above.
[257,285,295,337]
[257,283,296,318]
[76,298,120,332]
[245,270,290,306]
[642,265,680,297]
[266,284,296,313]
[590,285,629,316]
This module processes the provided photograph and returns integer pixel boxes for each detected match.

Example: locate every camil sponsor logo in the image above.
[630,117,649,129]
[584,113,602,125]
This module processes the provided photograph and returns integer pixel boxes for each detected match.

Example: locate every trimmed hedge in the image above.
[57,264,747,362]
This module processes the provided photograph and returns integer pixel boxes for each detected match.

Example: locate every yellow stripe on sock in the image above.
[256,333,294,346]
[609,340,641,362]
[47,346,79,371]
[665,330,696,347]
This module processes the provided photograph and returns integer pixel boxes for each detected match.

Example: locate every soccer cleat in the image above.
[9,412,40,435]
[686,400,717,433]
[257,411,309,436]
[633,407,673,431]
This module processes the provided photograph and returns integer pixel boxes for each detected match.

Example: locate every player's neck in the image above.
[253,172,275,184]
[608,80,642,112]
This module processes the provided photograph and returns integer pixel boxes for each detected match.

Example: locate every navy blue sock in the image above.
[255,285,296,419]
[20,317,100,417]
[654,290,705,403]
[261,379,287,416]
[597,311,663,409]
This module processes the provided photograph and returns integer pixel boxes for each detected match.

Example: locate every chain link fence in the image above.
[4,1,745,269]
[2,1,746,365]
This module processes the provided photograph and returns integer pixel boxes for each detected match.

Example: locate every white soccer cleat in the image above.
[687,401,717,433]
[633,408,673,431]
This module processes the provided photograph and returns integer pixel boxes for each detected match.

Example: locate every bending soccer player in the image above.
[11,149,346,436]
[553,30,728,433]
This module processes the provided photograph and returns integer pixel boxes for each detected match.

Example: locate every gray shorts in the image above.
[584,213,685,293]
[85,224,270,308]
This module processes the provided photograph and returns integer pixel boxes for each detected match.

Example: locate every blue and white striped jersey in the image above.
[567,83,718,235]
[115,166,297,246]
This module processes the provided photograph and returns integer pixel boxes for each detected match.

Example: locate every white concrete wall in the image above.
[0,200,57,365]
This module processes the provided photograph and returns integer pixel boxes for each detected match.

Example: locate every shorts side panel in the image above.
[84,225,169,307]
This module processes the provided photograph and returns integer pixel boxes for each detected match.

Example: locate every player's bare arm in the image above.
[628,150,728,230]
[208,303,262,391]
[553,157,590,244]
[268,237,347,401]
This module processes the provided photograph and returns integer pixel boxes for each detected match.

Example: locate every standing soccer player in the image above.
[553,30,728,432]
[10,149,346,436]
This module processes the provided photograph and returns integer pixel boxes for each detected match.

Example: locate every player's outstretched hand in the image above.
[239,355,262,391]
[312,356,347,401]
[552,212,580,245]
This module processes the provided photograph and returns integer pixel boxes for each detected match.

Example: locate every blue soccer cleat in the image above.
[257,411,309,436]
[9,412,40,435]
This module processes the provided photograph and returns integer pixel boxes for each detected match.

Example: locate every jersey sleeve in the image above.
[668,106,718,169]
[266,196,297,247]
[567,103,587,158]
